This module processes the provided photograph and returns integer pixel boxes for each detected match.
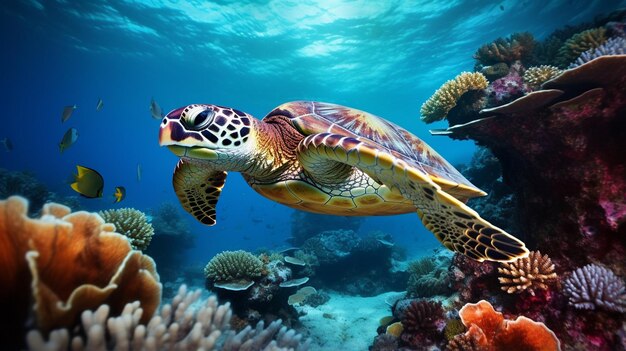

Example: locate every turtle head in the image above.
[159,104,255,165]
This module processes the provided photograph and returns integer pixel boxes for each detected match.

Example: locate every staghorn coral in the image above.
[0,196,161,349]
[563,263,626,312]
[26,284,310,351]
[474,32,536,66]
[204,250,265,284]
[569,36,626,68]
[523,65,563,90]
[498,250,558,296]
[456,300,561,351]
[402,300,444,333]
[420,72,488,123]
[557,27,607,67]
[99,208,155,250]
[447,332,487,351]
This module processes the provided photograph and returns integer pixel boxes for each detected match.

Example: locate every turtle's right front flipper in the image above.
[173,159,226,226]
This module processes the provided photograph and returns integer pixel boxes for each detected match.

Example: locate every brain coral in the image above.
[204,250,265,283]
[420,72,488,123]
[99,208,155,250]
[563,263,626,312]
[523,65,563,90]
[557,27,607,67]
[0,196,161,348]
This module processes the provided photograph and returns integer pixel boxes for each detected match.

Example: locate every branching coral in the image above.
[557,27,607,67]
[420,72,488,123]
[523,65,563,90]
[447,332,487,351]
[204,250,265,284]
[26,284,310,351]
[474,32,536,66]
[498,250,558,296]
[401,300,444,333]
[455,300,561,351]
[0,196,161,348]
[99,208,155,250]
[563,263,626,312]
[569,36,626,68]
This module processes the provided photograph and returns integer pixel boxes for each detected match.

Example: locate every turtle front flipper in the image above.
[173,159,227,226]
[296,133,529,262]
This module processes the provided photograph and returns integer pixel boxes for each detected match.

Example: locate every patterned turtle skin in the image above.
[159,101,529,262]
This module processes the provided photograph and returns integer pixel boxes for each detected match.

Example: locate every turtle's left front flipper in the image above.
[173,159,226,226]
[296,133,529,262]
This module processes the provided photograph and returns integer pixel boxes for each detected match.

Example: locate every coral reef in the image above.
[563,263,626,312]
[146,203,195,285]
[0,196,161,349]
[523,65,563,90]
[99,208,155,250]
[557,27,607,67]
[301,230,404,296]
[446,332,486,351]
[370,333,399,351]
[420,72,488,123]
[27,285,310,351]
[569,36,626,68]
[498,251,558,296]
[398,300,445,348]
[474,32,536,67]
[485,62,528,106]
[0,168,49,215]
[406,250,453,298]
[204,250,265,285]
[480,62,509,81]
[454,300,561,351]
[289,211,362,246]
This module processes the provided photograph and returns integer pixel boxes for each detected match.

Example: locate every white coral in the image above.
[563,264,626,313]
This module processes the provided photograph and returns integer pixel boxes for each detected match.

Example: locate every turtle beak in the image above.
[159,120,175,146]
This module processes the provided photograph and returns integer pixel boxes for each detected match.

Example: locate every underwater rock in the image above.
[0,196,161,349]
[289,211,363,246]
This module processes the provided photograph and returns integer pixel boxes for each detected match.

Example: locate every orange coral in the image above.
[457,300,561,351]
[0,196,161,346]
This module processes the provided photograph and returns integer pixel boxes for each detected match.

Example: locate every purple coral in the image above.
[569,37,626,68]
[563,264,626,313]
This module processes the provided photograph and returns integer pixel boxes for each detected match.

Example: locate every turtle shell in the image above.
[264,101,484,200]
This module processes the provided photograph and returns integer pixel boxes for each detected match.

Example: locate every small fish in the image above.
[1,137,12,151]
[500,4,504,10]
[113,186,126,203]
[59,127,78,153]
[70,165,104,198]
[61,105,77,123]
[137,163,142,181]
[150,97,163,120]
[96,98,104,111]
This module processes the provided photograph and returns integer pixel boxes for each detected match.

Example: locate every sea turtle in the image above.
[159,101,528,262]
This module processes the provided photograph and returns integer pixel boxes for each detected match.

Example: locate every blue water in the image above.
[0,0,623,265]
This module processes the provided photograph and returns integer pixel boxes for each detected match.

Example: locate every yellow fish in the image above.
[70,165,104,198]
[59,127,78,153]
[113,186,126,203]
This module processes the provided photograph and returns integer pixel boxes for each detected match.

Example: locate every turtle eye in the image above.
[185,109,214,130]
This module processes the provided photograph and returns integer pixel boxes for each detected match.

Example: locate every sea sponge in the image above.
[99,208,154,250]
[563,263,626,312]
[474,32,536,66]
[0,196,161,347]
[498,250,558,295]
[204,250,265,284]
[557,27,607,67]
[456,300,560,351]
[420,72,488,123]
[523,65,563,90]
[569,36,626,68]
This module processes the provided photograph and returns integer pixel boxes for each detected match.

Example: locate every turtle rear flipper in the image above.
[173,159,226,226]
[296,133,529,262]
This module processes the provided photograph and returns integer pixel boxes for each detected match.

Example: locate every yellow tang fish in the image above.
[70,165,104,198]
[59,127,78,153]
[113,186,126,203]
